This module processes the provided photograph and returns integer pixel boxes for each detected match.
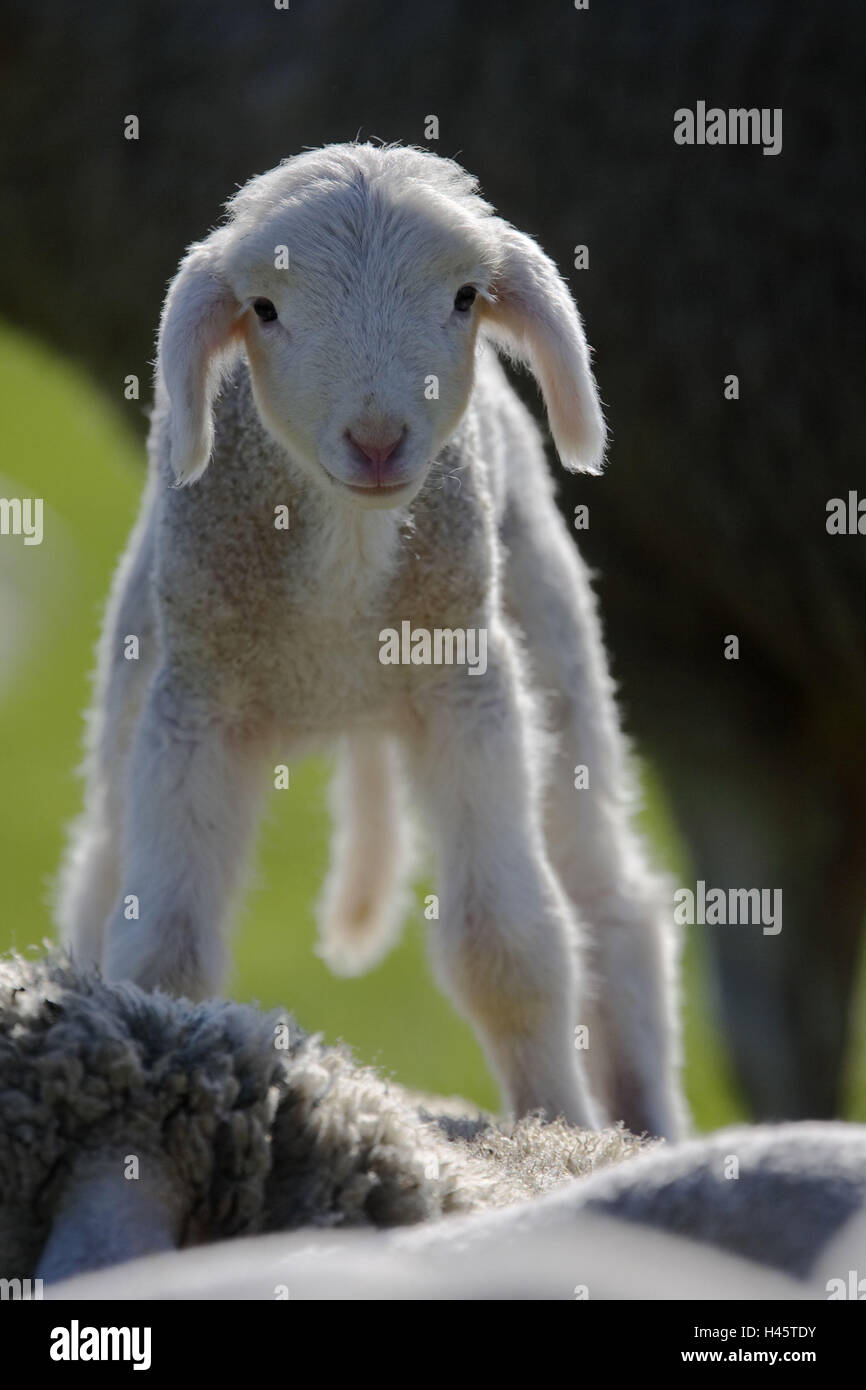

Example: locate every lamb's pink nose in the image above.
[347,430,404,467]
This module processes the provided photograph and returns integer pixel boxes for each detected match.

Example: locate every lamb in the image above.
[57,142,683,1139]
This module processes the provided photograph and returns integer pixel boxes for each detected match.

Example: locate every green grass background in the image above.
[1,322,864,1128]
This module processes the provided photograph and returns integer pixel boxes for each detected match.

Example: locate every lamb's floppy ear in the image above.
[156,238,242,485]
[481,225,607,473]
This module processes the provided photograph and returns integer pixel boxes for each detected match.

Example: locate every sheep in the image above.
[4,951,866,1298]
[0,949,648,1283]
[0,950,285,1283]
[48,1207,864,1303]
[56,142,684,1140]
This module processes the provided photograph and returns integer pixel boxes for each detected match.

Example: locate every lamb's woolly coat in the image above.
[59,143,681,1139]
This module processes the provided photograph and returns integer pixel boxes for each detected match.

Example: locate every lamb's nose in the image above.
[346,429,405,467]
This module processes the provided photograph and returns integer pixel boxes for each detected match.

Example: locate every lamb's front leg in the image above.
[103,674,268,999]
[410,624,600,1127]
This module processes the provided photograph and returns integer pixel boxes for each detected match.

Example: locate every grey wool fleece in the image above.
[0,951,285,1280]
[575,1123,866,1279]
[0,950,644,1282]
[3,950,866,1291]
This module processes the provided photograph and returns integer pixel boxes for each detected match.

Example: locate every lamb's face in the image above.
[157,146,605,491]
[223,181,497,508]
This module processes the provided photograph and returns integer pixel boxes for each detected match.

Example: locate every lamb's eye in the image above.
[454,285,477,313]
[253,298,278,322]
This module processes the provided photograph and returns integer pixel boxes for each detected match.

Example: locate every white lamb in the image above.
[58,143,684,1139]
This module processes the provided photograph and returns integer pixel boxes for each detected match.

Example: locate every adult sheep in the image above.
[3,952,865,1296]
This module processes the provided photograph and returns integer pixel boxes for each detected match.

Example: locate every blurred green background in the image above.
[2,321,864,1129]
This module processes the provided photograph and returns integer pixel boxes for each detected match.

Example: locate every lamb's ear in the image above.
[480,225,607,473]
[156,240,242,485]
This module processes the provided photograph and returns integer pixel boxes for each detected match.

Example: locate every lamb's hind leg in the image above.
[503,497,687,1140]
[57,511,158,968]
[58,769,127,970]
